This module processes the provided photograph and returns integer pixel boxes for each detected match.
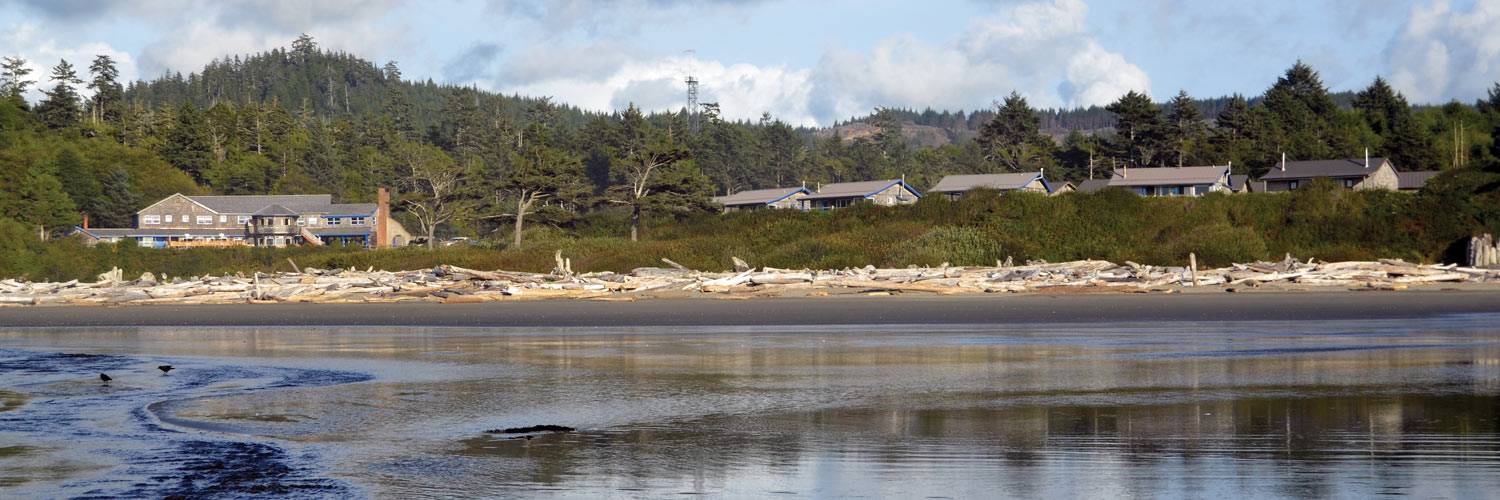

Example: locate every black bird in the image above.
[158,365,174,374]
[99,373,112,384]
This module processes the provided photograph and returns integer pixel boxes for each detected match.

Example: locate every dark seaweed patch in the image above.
[133,440,349,498]
[0,351,135,374]
[488,425,576,434]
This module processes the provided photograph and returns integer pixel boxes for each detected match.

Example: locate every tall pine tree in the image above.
[1164,90,1205,167]
[1105,91,1166,168]
[977,91,1053,172]
[36,60,83,129]
[87,55,123,126]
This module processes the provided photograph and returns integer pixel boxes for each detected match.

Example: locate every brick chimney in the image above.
[81,213,89,229]
[374,187,389,249]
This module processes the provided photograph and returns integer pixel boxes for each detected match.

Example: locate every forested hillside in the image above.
[2,34,1499,248]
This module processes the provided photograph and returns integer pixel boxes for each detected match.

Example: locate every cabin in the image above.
[1107,165,1234,196]
[1259,157,1399,191]
[1074,179,1111,194]
[1396,170,1440,192]
[928,172,1050,200]
[712,186,810,212]
[74,189,411,249]
[800,179,921,210]
[1229,174,1265,193]
[1049,182,1075,196]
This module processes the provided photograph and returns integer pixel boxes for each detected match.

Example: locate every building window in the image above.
[138,237,153,248]
[143,215,161,225]
[1343,178,1357,188]
[219,215,227,223]
[237,215,250,224]
[326,217,342,226]
[1289,180,1299,190]
[164,215,173,223]
[196,215,212,225]
[350,216,367,225]
[297,217,307,227]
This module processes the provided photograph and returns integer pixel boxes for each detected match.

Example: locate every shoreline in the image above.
[1,289,1498,328]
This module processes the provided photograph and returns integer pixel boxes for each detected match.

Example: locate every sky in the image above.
[2,0,1498,127]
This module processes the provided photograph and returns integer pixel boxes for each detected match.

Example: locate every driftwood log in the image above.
[0,256,1496,307]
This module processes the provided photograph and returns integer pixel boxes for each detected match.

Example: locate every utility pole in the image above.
[684,49,699,132]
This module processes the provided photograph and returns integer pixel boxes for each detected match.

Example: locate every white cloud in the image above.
[803,0,1149,121]
[488,0,1148,126]
[1386,0,1500,103]
[1,22,136,102]
[135,2,403,77]
[499,54,816,126]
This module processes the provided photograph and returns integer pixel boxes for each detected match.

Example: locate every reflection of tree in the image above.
[443,394,1498,494]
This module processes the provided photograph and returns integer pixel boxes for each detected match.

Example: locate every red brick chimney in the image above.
[81,213,89,229]
[374,187,389,249]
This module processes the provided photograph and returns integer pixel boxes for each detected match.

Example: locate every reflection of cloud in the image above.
[1386,0,1500,103]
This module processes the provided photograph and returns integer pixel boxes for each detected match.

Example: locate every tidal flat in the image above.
[0,312,1498,497]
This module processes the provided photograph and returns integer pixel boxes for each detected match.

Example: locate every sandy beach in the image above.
[2,289,1498,327]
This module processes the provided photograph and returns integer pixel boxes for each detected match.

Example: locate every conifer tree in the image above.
[52,148,101,218]
[36,60,83,129]
[163,102,214,183]
[0,56,33,104]
[94,168,140,227]
[87,55,123,125]
[1106,90,1166,167]
[977,91,1053,172]
[1164,90,1205,167]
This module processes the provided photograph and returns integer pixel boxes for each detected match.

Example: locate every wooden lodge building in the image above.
[75,189,411,249]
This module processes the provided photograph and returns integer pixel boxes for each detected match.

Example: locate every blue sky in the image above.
[3,0,1497,126]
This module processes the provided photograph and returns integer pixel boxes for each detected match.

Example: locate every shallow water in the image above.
[1,315,1498,498]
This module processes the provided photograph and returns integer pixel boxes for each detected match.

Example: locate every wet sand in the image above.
[3,315,1499,497]
[1,290,1497,327]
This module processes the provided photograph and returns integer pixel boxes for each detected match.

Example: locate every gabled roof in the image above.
[1396,170,1440,190]
[326,203,378,215]
[1229,175,1266,192]
[252,204,299,217]
[1108,165,1230,187]
[803,179,921,200]
[713,187,810,206]
[1075,179,1111,193]
[1259,158,1392,181]
[929,172,1048,193]
[187,195,335,214]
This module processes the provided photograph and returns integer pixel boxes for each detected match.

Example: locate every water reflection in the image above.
[0,315,1498,497]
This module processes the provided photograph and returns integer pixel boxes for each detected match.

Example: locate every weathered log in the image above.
[749,272,813,285]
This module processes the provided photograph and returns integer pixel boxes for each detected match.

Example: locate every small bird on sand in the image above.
[99,373,112,384]
[158,365,174,374]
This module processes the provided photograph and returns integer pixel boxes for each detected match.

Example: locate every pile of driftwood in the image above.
[0,253,1496,306]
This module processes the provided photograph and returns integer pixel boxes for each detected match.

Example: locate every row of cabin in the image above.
[714,179,924,212]
[715,157,1441,212]
[74,190,412,249]
[1074,157,1437,195]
